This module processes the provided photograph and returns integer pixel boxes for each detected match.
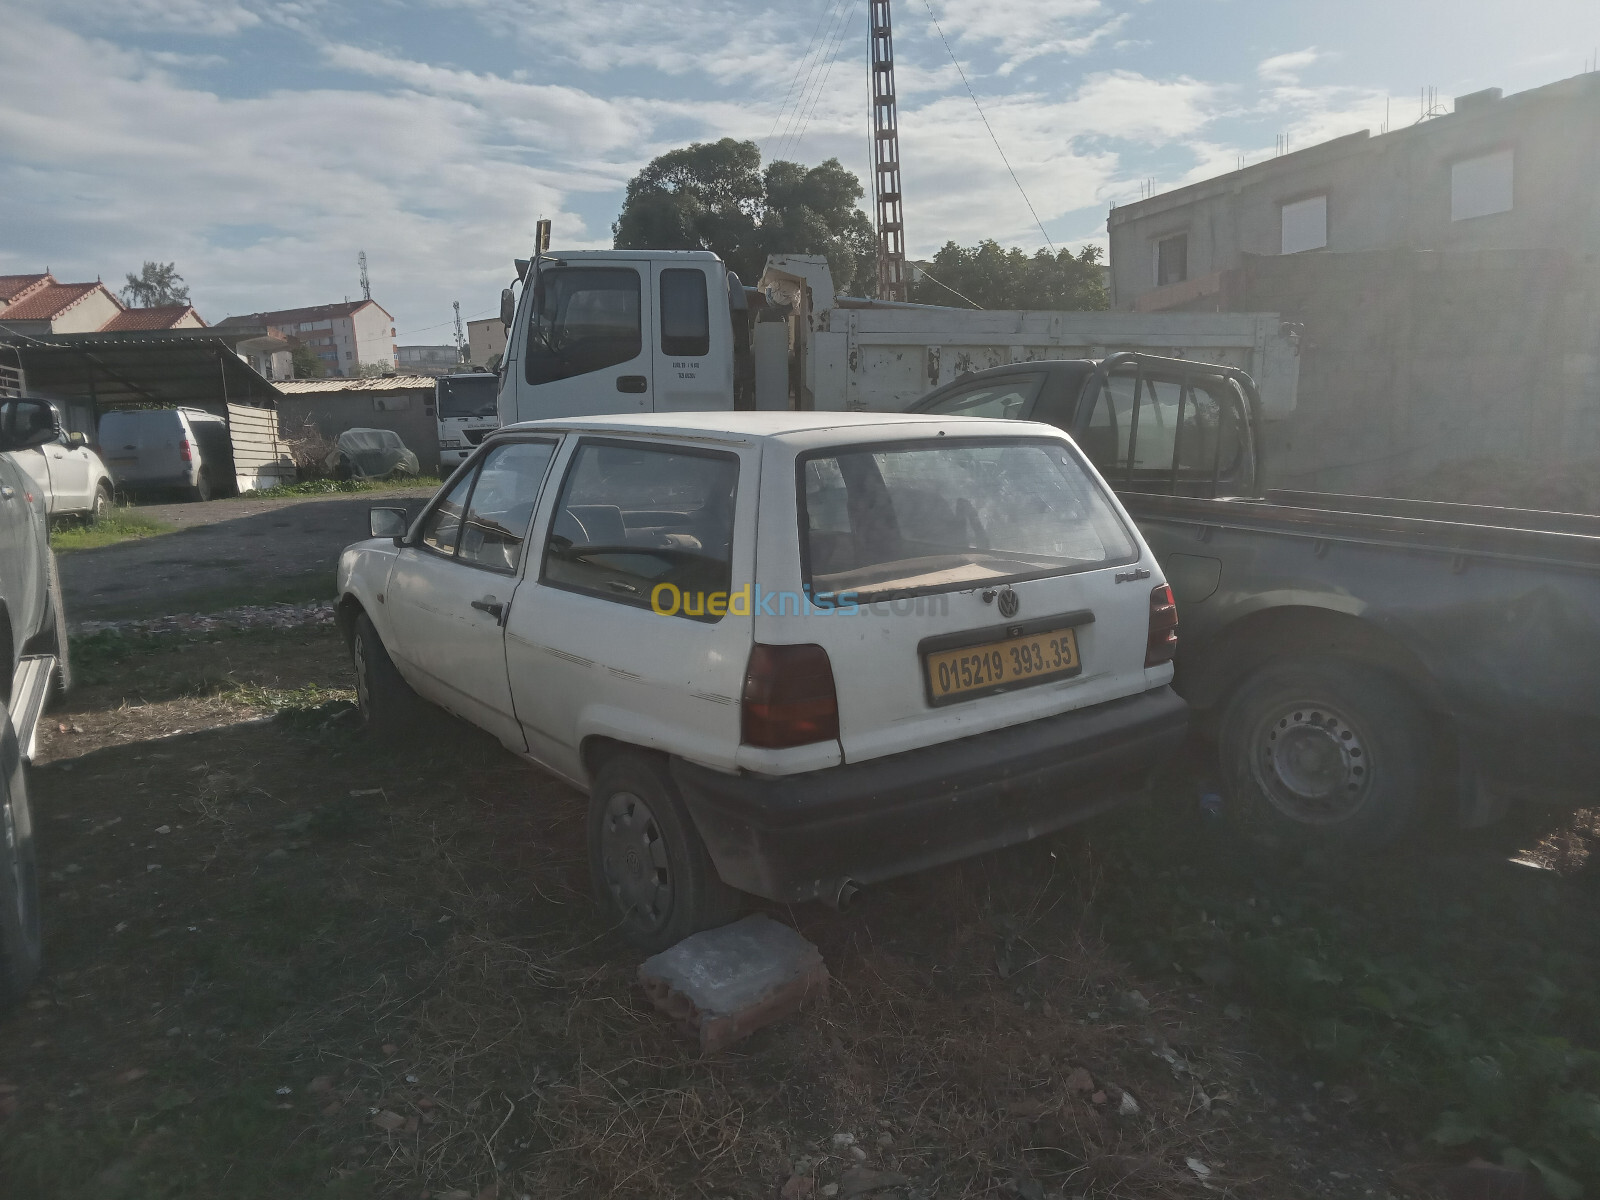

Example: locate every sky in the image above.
[3,0,1597,346]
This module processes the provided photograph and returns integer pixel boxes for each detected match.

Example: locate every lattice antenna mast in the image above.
[452,301,465,362]
[358,250,371,302]
[870,0,908,301]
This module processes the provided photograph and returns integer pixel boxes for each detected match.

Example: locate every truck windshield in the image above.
[799,438,1137,599]
[436,376,499,419]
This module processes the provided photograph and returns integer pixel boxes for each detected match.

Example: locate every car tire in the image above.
[351,612,423,738]
[588,753,742,952]
[0,718,42,1013]
[87,483,112,527]
[1219,656,1433,850]
[189,468,212,503]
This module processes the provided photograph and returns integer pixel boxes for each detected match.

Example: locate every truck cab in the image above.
[497,251,741,427]
[436,372,502,471]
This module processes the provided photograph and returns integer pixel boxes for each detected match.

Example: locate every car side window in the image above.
[1084,372,1247,489]
[420,469,476,555]
[457,441,558,572]
[542,440,739,619]
[923,374,1043,419]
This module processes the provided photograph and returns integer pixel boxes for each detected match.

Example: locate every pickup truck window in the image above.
[799,438,1137,599]
[1084,373,1248,491]
[457,441,557,572]
[525,267,642,386]
[660,268,710,358]
[920,374,1043,419]
[542,440,739,619]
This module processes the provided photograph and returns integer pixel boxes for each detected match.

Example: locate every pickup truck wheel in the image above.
[588,754,742,952]
[88,483,112,526]
[1220,657,1431,849]
[351,613,423,737]
[0,741,41,1012]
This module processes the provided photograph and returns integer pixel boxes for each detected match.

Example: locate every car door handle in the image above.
[470,598,505,621]
[616,375,648,393]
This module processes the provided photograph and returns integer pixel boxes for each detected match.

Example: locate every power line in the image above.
[772,1,844,159]
[786,3,858,157]
[776,1,853,159]
[920,0,1055,251]
[761,1,835,155]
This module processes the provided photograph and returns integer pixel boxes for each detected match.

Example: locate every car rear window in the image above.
[799,438,1137,599]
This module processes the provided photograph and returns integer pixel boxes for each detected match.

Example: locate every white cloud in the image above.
[1258,47,1320,84]
[925,0,1126,72]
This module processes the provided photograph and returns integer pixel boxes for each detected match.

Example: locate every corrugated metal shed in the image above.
[274,376,439,393]
[0,331,279,410]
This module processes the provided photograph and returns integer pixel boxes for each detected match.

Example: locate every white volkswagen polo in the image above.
[336,412,1186,950]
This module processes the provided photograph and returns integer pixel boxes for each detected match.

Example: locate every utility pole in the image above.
[870,0,908,302]
[453,301,466,364]
[358,250,371,302]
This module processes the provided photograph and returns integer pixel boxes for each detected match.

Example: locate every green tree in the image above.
[290,344,325,379]
[120,261,190,308]
[909,241,1109,311]
[613,139,875,294]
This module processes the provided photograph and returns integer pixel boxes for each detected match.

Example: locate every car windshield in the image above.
[437,376,499,418]
[800,437,1137,599]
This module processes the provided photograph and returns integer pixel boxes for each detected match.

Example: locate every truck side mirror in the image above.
[369,507,407,541]
[500,287,516,330]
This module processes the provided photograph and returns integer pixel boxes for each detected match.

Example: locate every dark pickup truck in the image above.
[912,354,1600,848]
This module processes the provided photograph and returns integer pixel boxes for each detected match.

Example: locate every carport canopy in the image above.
[0,330,280,411]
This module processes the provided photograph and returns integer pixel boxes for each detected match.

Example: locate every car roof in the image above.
[495,409,1071,450]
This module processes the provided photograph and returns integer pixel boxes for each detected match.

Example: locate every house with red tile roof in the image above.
[0,273,207,335]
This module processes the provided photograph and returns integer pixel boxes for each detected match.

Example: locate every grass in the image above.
[241,475,442,499]
[50,508,174,552]
[1085,784,1600,1199]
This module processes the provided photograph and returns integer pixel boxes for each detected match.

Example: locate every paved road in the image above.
[59,489,435,620]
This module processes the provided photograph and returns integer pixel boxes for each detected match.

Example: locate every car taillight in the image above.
[179,437,192,462]
[741,643,840,749]
[1146,583,1178,668]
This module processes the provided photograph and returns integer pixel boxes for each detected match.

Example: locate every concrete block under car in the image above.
[638,914,828,1053]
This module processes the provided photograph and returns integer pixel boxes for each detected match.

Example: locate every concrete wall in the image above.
[352,304,397,373]
[1211,249,1600,494]
[1109,72,1600,311]
[276,387,438,472]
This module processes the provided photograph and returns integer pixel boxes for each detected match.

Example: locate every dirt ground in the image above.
[57,490,434,621]
[0,625,1435,1200]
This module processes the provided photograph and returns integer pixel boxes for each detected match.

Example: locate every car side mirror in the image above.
[369,507,407,541]
[0,399,61,450]
[500,287,516,330]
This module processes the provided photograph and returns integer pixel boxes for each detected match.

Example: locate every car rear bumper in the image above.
[672,685,1188,904]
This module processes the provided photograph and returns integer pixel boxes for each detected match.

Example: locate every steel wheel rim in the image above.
[1250,701,1370,825]
[598,790,672,933]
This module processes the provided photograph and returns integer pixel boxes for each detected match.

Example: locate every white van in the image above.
[98,408,234,501]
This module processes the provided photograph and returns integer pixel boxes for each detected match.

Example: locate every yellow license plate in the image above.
[924,625,1081,705]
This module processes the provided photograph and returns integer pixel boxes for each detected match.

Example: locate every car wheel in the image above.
[189,468,212,503]
[1219,656,1433,850]
[0,732,42,1013]
[588,753,742,952]
[88,483,112,527]
[351,612,423,737]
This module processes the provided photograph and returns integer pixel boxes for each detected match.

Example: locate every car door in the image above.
[43,433,91,512]
[7,447,52,514]
[382,437,561,748]
[516,262,653,419]
[504,435,756,783]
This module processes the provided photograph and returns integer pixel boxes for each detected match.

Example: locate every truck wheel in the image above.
[0,731,41,1012]
[350,612,423,737]
[588,753,742,952]
[1219,657,1432,850]
[87,483,112,526]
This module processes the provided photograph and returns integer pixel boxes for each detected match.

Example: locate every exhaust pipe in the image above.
[824,878,861,911]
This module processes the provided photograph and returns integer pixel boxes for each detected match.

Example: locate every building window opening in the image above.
[1155,234,1188,286]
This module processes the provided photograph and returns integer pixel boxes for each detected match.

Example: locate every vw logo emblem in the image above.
[997,588,1020,618]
